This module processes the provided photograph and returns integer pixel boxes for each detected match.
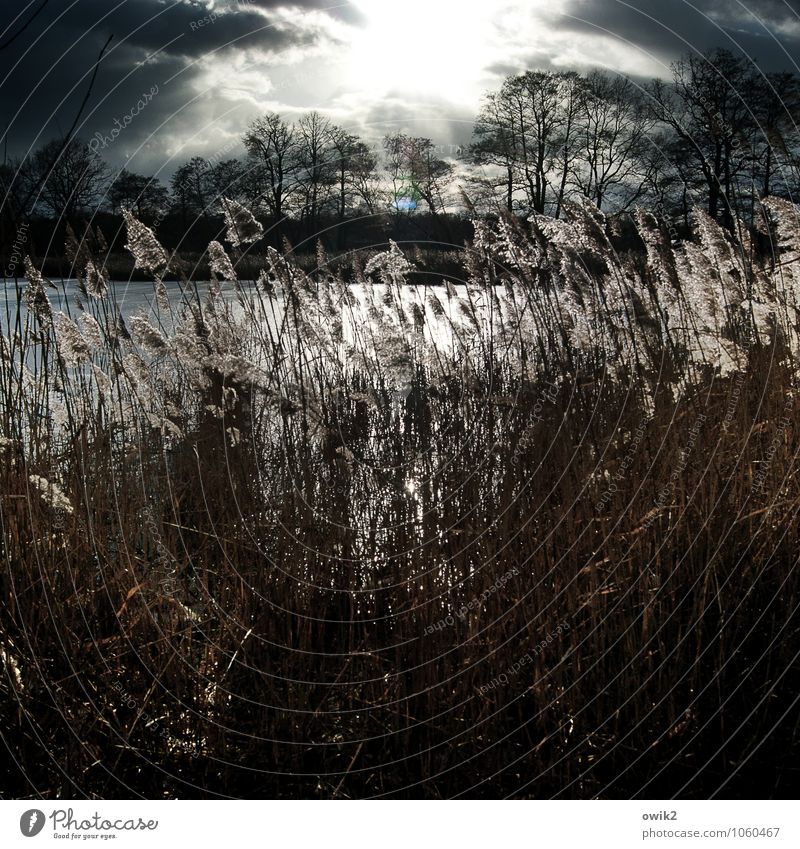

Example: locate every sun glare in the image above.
[346,0,496,99]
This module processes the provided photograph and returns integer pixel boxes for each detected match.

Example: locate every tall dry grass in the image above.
[1,197,798,798]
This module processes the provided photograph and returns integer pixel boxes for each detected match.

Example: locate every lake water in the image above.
[0,278,474,353]
[0,278,247,331]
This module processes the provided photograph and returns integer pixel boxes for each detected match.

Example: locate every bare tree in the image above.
[108,169,168,219]
[383,133,454,215]
[552,72,585,218]
[573,71,653,211]
[24,137,108,218]
[649,49,756,229]
[242,113,298,225]
[2,20,112,229]
[0,160,28,220]
[383,132,414,215]
[750,71,800,200]
[170,156,212,229]
[295,111,338,231]
[468,90,520,213]
[502,71,565,214]
[238,155,270,215]
[206,158,249,206]
[331,129,381,218]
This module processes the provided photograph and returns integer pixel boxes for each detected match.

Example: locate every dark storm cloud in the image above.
[0,0,349,168]
[4,0,800,180]
[556,0,800,71]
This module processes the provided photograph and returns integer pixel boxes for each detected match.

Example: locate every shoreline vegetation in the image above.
[0,242,471,286]
[1,196,799,798]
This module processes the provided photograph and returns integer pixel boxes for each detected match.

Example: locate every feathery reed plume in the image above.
[221,197,263,246]
[122,208,168,274]
[23,257,52,320]
[54,312,90,367]
[129,315,168,353]
[82,258,108,299]
[207,240,237,281]
[80,313,103,350]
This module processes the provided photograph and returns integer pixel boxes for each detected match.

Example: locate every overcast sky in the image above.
[2,0,799,180]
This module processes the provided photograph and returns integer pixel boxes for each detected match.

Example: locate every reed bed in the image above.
[1,197,798,798]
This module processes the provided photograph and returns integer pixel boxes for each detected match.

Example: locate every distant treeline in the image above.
[5,210,474,281]
[1,47,798,269]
